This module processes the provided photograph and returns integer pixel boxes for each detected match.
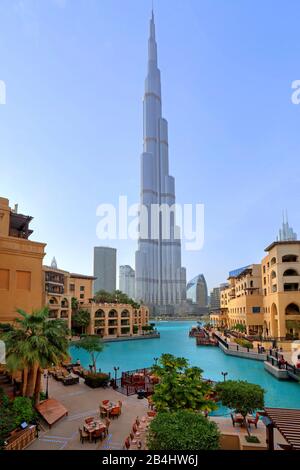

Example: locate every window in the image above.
[252,307,261,313]
[16,271,31,290]
[282,254,298,263]
[271,257,276,265]
[284,283,299,292]
[80,286,85,291]
[264,289,267,296]
[0,269,9,289]
[271,271,276,279]
[70,283,75,291]
[272,284,277,293]
[80,293,84,299]
[283,269,299,276]
[263,266,266,274]
[264,277,266,285]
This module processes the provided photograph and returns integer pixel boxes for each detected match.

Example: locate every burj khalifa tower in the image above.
[135,11,186,314]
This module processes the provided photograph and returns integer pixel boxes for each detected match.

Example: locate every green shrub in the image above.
[0,393,35,448]
[133,325,138,334]
[245,435,260,443]
[84,372,110,388]
[147,410,220,450]
[39,391,47,401]
[11,397,36,428]
[234,338,253,349]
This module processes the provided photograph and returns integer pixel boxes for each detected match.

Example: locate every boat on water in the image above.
[189,325,202,337]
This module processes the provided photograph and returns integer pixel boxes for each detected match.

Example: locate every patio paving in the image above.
[27,376,148,450]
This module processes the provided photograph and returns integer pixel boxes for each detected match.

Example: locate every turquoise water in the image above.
[70,321,300,409]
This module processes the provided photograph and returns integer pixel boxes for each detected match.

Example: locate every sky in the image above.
[1,0,300,293]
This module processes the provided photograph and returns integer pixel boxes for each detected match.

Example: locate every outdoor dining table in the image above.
[84,418,106,441]
[101,401,116,417]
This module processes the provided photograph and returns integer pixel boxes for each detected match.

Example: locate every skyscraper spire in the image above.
[135,11,186,314]
[278,211,297,241]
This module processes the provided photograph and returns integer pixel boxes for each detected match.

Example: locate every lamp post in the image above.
[221,371,228,382]
[113,366,119,389]
[44,371,50,399]
[153,357,158,366]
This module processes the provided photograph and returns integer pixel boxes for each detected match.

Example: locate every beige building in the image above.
[211,241,300,339]
[0,198,46,323]
[43,261,150,338]
[89,303,149,338]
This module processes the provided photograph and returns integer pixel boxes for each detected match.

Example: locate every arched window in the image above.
[285,303,300,315]
[49,297,58,305]
[95,309,105,318]
[271,271,277,279]
[121,309,130,318]
[282,254,298,263]
[283,269,299,276]
[108,309,118,318]
[270,257,276,265]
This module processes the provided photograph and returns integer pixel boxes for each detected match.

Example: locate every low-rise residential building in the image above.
[211,241,300,339]
[89,303,149,337]
[0,198,46,323]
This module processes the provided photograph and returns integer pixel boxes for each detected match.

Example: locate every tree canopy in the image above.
[2,308,69,402]
[72,335,104,373]
[93,289,140,309]
[72,309,90,334]
[151,354,216,413]
[216,380,265,423]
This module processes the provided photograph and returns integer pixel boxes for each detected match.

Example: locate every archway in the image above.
[270,303,278,338]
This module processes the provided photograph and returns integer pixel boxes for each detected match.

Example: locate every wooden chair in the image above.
[92,427,106,443]
[118,400,123,412]
[85,416,94,424]
[247,413,260,428]
[104,418,111,436]
[132,423,138,433]
[110,406,121,419]
[99,406,107,419]
[79,427,89,444]
[147,410,156,417]
[123,437,130,450]
[231,413,244,427]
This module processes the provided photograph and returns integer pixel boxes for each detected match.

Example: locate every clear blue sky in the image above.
[1,0,300,292]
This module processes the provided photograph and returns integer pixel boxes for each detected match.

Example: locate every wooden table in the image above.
[84,419,106,442]
[101,402,116,417]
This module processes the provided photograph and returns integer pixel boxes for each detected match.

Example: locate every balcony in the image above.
[48,310,58,319]
[108,327,117,336]
[108,320,118,327]
[60,311,69,319]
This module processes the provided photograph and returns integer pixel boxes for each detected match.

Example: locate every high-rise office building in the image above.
[119,265,135,299]
[93,247,116,294]
[278,211,297,241]
[186,274,208,308]
[209,287,221,312]
[135,11,186,313]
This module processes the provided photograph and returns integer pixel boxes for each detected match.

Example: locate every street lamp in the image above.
[44,371,50,399]
[113,366,119,389]
[153,357,158,366]
[221,371,228,382]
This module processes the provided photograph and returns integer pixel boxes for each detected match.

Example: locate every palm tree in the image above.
[2,308,69,404]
